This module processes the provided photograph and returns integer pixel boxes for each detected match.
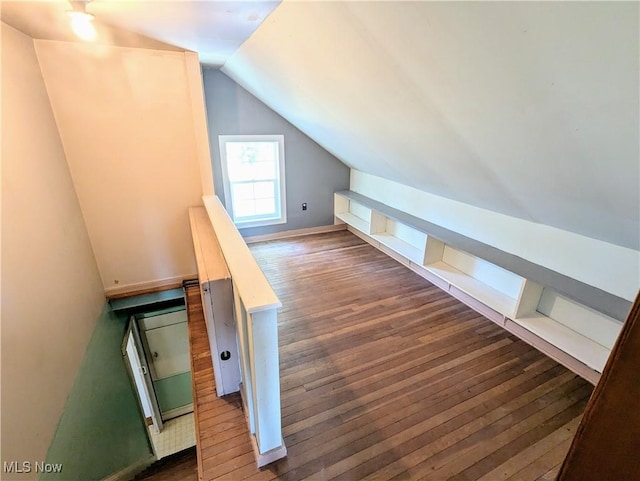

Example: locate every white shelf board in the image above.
[335,190,631,322]
[372,233,424,264]
[426,261,517,317]
[513,313,610,373]
[336,212,370,234]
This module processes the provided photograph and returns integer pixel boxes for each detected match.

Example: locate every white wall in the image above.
[1,23,106,478]
[222,1,639,251]
[34,41,205,294]
[351,170,640,302]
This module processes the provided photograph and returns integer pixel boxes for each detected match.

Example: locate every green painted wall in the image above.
[41,306,153,480]
[154,372,193,413]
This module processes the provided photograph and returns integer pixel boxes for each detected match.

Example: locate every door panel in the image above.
[128,317,164,433]
[144,321,190,380]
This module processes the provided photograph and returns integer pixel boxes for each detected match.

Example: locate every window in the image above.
[219,135,286,228]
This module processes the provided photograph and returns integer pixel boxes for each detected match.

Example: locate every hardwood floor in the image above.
[134,448,198,481]
[189,230,592,481]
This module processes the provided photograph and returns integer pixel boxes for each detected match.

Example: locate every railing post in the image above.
[247,308,282,454]
[202,195,286,467]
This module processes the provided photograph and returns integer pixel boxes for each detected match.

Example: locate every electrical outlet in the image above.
[302,203,308,211]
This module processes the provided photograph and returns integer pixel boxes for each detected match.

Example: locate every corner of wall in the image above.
[40,305,152,481]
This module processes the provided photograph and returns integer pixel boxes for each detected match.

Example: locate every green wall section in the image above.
[154,372,193,413]
[41,305,153,481]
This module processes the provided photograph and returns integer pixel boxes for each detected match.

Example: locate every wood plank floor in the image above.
[134,448,198,481]
[189,230,592,481]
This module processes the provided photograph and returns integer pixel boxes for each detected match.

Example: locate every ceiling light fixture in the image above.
[66,1,96,41]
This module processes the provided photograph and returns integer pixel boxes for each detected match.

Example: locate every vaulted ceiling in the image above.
[221,1,639,251]
[3,1,638,250]
[0,1,281,64]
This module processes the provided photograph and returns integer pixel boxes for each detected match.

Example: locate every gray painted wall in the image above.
[202,68,350,237]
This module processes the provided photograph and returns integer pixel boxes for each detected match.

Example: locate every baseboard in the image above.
[101,455,155,481]
[162,404,194,421]
[250,435,287,468]
[105,275,197,299]
[243,224,346,244]
[237,383,287,467]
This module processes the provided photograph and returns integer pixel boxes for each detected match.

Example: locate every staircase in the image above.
[133,447,198,481]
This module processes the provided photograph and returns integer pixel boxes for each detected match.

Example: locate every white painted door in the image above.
[139,310,190,381]
[126,318,164,433]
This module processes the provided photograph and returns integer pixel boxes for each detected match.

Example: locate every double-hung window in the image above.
[219,135,287,228]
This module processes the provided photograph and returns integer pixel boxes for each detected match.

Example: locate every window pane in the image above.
[255,142,278,162]
[255,198,276,216]
[233,200,256,219]
[225,144,278,182]
[226,157,255,182]
[252,162,276,181]
[232,183,255,201]
[254,181,275,199]
[220,135,285,227]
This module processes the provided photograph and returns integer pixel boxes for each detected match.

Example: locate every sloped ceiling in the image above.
[222,1,639,250]
[0,1,281,65]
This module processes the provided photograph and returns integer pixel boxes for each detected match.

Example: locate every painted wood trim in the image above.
[161,404,194,421]
[234,288,256,434]
[243,223,346,244]
[504,318,601,385]
[100,455,155,481]
[336,190,631,321]
[194,200,285,464]
[512,313,610,373]
[203,195,281,313]
[251,436,288,469]
[247,308,284,454]
[189,207,230,283]
[105,275,195,299]
[336,211,370,234]
[514,279,544,319]
[185,52,215,197]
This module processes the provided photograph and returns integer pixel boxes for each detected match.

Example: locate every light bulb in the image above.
[67,11,96,41]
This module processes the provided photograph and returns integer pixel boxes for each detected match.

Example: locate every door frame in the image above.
[121,317,164,433]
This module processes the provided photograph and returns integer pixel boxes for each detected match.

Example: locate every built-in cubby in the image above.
[512,289,622,373]
[334,195,372,234]
[425,244,525,319]
[370,212,427,265]
[334,190,627,385]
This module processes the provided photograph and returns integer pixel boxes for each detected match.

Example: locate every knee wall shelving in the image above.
[334,190,627,385]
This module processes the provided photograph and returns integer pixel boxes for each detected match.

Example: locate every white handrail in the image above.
[203,195,281,313]
[202,195,286,466]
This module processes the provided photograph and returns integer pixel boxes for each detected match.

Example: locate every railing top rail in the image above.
[203,195,281,313]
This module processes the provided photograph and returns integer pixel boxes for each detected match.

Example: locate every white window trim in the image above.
[219,134,287,229]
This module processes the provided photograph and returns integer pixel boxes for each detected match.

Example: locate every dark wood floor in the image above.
[187,230,592,481]
[134,447,198,481]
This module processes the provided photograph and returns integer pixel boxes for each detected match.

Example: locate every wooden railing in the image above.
[202,195,286,467]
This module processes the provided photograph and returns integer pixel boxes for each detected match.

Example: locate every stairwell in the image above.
[133,447,198,481]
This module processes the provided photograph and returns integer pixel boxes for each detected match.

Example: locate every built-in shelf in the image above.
[426,261,518,318]
[335,211,370,234]
[334,190,628,385]
[372,233,424,265]
[513,313,611,373]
